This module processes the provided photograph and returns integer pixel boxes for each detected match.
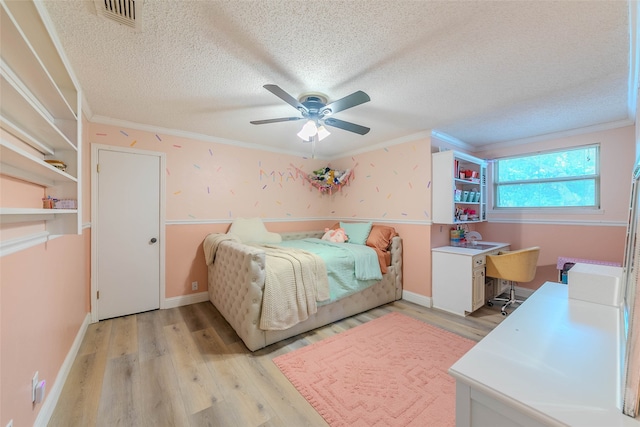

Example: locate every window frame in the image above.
[492,144,601,210]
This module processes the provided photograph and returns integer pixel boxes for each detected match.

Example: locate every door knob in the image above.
[150,237,158,244]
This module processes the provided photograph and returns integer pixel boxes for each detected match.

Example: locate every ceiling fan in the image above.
[250,84,371,140]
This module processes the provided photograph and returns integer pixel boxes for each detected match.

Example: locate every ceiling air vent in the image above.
[94,0,142,31]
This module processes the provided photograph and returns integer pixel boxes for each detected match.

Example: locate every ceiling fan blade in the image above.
[324,118,370,135]
[263,84,308,113]
[322,91,370,115]
[250,117,304,125]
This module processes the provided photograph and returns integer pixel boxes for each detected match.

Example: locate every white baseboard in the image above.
[34,313,91,427]
[163,291,209,309]
[402,290,432,308]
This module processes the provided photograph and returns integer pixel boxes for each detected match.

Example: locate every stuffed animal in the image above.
[322,227,348,243]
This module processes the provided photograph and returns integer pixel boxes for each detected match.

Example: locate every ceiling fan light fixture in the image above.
[317,125,330,141]
[297,120,317,140]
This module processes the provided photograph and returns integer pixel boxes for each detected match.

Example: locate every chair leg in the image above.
[489,282,524,316]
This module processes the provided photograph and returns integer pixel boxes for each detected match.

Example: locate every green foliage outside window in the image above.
[494,145,599,208]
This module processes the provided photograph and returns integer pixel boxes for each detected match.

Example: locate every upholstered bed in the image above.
[204,229,403,351]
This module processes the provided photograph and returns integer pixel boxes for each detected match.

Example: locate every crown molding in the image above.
[474,119,634,153]
[89,115,317,158]
[430,130,476,152]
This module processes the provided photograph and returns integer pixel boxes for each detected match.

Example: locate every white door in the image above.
[94,147,163,320]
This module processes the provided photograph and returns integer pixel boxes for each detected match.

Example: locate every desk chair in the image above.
[486,247,540,316]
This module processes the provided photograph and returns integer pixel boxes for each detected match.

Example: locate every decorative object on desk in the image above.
[44,159,67,171]
[273,312,475,427]
[466,231,482,245]
[450,228,464,244]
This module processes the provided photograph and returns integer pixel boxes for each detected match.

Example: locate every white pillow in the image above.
[227,217,282,244]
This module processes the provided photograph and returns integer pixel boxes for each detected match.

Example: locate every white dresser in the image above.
[449,282,640,427]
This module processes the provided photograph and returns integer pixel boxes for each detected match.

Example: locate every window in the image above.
[494,145,599,209]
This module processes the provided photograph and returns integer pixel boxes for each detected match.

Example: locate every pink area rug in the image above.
[273,312,475,427]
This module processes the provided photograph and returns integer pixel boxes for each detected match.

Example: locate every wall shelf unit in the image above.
[432,150,487,224]
[0,0,81,236]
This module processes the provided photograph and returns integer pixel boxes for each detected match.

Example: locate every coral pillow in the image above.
[366,225,398,253]
[227,217,282,244]
[367,225,398,274]
[340,221,373,245]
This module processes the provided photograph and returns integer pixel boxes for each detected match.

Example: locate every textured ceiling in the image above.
[41,0,633,158]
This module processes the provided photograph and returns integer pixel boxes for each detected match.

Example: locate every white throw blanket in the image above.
[203,233,330,331]
[203,233,241,265]
[256,244,330,330]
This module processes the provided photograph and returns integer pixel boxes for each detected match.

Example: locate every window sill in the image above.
[488,207,604,215]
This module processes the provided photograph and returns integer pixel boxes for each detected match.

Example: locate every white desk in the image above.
[449,281,640,427]
[432,242,510,316]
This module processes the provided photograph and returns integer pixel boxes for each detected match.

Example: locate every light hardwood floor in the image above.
[48,299,507,427]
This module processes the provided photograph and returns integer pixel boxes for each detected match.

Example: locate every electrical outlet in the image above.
[32,371,38,403]
[191,281,198,291]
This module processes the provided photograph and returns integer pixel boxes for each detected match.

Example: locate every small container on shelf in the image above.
[42,197,55,209]
[53,199,78,209]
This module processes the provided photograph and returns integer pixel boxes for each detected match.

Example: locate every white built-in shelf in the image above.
[0,0,81,237]
[0,67,76,151]
[432,150,487,225]
[1,0,77,113]
[0,140,76,186]
[0,5,76,121]
[0,208,77,224]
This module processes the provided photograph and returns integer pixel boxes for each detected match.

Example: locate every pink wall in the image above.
[471,126,635,290]
[476,222,626,289]
[0,113,91,426]
[330,140,432,296]
[89,123,330,220]
[476,126,635,224]
[89,123,434,299]
[0,233,87,426]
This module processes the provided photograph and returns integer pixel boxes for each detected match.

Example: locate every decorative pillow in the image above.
[227,217,282,244]
[322,227,348,243]
[340,221,373,245]
[366,225,398,253]
[366,225,398,274]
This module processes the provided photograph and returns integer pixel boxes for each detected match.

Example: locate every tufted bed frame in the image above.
[207,230,403,351]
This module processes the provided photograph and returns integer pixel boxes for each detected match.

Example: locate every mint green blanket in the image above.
[274,238,382,303]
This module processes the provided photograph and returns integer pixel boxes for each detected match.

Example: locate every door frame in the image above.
[90,143,166,323]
